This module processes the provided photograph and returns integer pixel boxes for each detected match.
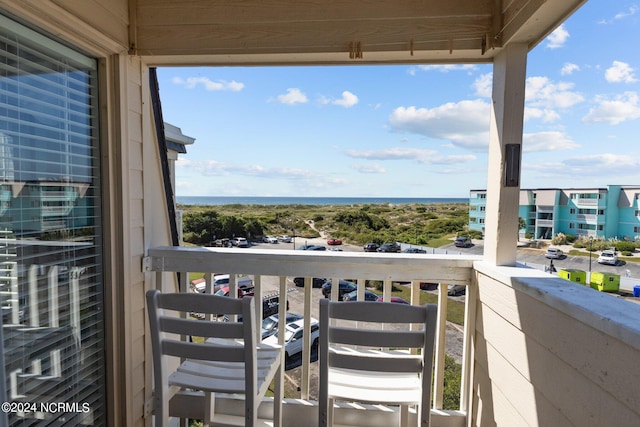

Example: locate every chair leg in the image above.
[327,398,334,427]
[274,364,283,427]
[203,392,215,427]
[399,404,409,427]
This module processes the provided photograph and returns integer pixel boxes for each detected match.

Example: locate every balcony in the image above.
[145,245,640,426]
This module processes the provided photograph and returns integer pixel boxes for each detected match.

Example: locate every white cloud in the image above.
[560,63,580,75]
[599,6,639,24]
[172,76,244,91]
[527,153,640,177]
[583,91,640,124]
[332,91,359,107]
[522,132,579,152]
[546,24,569,49]
[472,73,493,97]
[524,107,561,123]
[429,154,476,164]
[345,147,437,163]
[277,88,308,105]
[605,61,637,83]
[388,100,491,150]
[418,64,477,73]
[352,163,386,174]
[526,76,584,109]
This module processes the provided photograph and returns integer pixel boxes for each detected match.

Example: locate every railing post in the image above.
[460,281,477,415]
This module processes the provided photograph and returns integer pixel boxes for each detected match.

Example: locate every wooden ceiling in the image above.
[133,0,588,66]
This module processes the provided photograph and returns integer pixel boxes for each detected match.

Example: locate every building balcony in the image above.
[145,245,640,426]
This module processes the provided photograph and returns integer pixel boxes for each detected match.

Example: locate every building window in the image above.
[479,206,485,212]
[634,226,640,233]
[0,14,105,424]
[570,208,576,214]
[598,225,604,231]
[478,193,486,199]
[569,223,575,229]
[635,210,640,217]
[598,209,604,215]
[479,218,485,224]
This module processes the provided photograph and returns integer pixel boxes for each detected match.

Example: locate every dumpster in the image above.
[558,269,587,285]
[589,271,620,292]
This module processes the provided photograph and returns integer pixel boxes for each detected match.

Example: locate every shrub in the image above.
[616,241,636,253]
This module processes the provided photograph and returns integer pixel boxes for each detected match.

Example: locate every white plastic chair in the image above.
[318,299,437,427]
[146,290,282,427]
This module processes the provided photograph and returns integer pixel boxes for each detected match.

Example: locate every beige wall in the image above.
[472,262,640,426]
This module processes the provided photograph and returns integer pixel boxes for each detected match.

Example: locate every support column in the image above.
[484,43,528,266]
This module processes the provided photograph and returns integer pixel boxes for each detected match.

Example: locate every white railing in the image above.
[146,245,481,426]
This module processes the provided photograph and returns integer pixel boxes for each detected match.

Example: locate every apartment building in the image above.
[470,185,640,240]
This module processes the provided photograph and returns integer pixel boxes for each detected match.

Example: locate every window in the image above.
[636,210,640,217]
[479,206,485,212]
[570,208,576,214]
[479,218,485,224]
[0,15,105,425]
[569,223,575,229]
[477,193,486,199]
[634,226,640,233]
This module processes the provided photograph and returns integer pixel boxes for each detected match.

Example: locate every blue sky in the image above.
[158,1,640,199]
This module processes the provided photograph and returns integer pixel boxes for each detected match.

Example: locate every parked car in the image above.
[342,289,380,302]
[403,247,427,254]
[321,280,357,300]
[545,247,564,259]
[214,285,255,299]
[377,242,401,253]
[305,245,327,251]
[363,242,380,252]
[193,274,254,293]
[263,318,320,363]
[419,282,439,291]
[262,235,278,244]
[277,235,292,243]
[293,277,326,288]
[327,238,342,245]
[448,284,466,296]
[597,250,618,266]
[454,237,472,248]
[261,312,303,339]
[231,237,249,248]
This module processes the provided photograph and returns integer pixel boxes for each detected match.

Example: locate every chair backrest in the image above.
[146,290,258,410]
[319,298,437,394]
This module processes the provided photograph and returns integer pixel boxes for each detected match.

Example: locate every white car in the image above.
[277,235,292,243]
[597,250,618,266]
[545,248,563,259]
[262,235,278,244]
[232,237,249,247]
[263,318,319,362]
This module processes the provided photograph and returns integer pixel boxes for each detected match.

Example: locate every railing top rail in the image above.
[148,246,480,284]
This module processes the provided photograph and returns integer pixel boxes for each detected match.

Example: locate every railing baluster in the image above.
[433,282,448,410]
[253,275,263,342]
[301,276,313,399]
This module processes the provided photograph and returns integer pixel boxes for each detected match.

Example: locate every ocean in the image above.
[176,196,468,206]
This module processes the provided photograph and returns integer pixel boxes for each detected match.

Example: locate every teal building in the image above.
[469,185,640,240]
